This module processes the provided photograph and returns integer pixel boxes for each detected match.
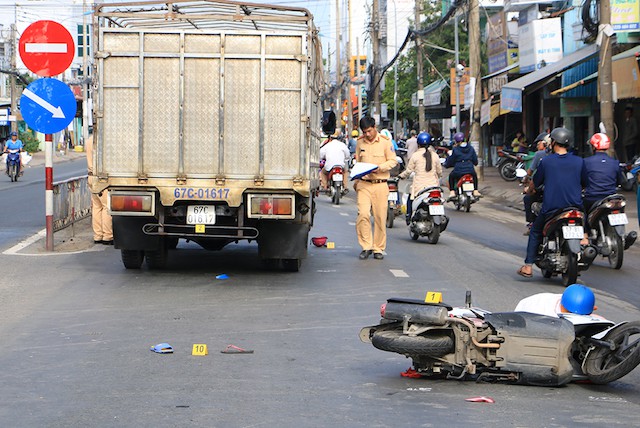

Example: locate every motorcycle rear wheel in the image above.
[371,328,454,357]
[464,196,471,212]
[409,230,419,241]
[332,188,340,205]
[584,321,640,384]
[561,250,578,286]
[386,206,394,228]
[607,228,624,270]
[425,227,440,244]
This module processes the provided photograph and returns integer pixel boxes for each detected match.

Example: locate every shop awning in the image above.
[412,79,448,107]
[482,62,520,80]
[500,44,599,112]
[551,45,640,98]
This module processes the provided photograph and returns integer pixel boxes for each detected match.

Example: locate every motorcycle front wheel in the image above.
[499,161,518,181]
[606,227,624,270]
[562,249,578,286]
[372,328,454,357]
[584,321,640,384]
[9,164,17,182]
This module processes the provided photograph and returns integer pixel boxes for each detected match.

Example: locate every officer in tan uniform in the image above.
[86,135,113,245]
[354,116,398,260]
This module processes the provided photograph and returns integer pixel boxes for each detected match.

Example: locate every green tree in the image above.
[382,0,469,127]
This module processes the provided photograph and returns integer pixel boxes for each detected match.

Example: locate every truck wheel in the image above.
[145,243,168,270]
[166,237,179,250]
[282,258,301,272]
[121,250,144,269]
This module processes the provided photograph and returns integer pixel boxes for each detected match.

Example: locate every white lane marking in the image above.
[3,228,105,256]
[390,269,409,278]
[340,212,349,216]
[348,222,356,226]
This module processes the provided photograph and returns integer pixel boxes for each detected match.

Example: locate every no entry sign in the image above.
[19,20,75,77]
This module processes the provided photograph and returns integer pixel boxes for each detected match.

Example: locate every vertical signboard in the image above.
[518,18,563,73]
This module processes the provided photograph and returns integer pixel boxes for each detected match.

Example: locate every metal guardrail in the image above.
[53,175,91,232]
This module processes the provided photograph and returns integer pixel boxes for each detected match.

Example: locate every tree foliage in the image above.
[382,0,469,126]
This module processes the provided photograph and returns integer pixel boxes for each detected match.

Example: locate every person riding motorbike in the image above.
[4,131,24,176]
[348,130,358,154]
[517,127,588,278]
[380,129,398,152]
[443,132,480,199]
[583,133,622,215]
[522,133,550,235]
[319,133,350,192]
[398,132,442,225]
[514,284,596,318]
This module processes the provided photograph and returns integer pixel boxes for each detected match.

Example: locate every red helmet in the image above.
[590,133,610,150]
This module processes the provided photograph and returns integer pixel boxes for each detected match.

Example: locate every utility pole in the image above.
[598,0,615,157]
[347,0,353,134]
[82,0,89,150]
[335,0,342,129]
[415,0,425,132]
[10,23,17,133]
[372,0,381,123]
[454,14,461,134]
[468,0,484,180]
[357,37,362,124]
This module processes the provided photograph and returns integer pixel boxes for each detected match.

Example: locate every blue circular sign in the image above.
[20,78,77,134]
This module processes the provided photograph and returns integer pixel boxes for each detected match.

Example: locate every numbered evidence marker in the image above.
[425,291,443,304]
[195,224,205,233]
[192,344,208,356]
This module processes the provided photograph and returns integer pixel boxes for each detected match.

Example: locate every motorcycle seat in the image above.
[414,186,443,198]
[588,194,625,214]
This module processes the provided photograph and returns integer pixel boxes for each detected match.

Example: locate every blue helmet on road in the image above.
[561,284,595,315]
[417,132,432,146]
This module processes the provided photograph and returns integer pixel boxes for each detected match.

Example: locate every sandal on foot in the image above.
[517,266,533,278]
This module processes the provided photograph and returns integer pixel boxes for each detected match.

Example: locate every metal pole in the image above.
[454,14,460,134]
[415,0,425,132]
[347,0,353,133]
[392,0,398,139]
[357,37,362,123]
[10,22,17,133]
[45,134,54,251]
[372,0,381,122]
[335,0,342,126]
[598,0,615,158]
[82,0,89,151]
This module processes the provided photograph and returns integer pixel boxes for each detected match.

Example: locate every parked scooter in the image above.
[619,156,639,192]
[5,149,21,182]
[360,292,640,386]
[408,186,449,244]
[327,165,345,205]
[449,174,478,212]
[496,149,529,182]
[586,194,637,269]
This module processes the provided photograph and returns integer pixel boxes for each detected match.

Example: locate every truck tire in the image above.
[121,250,144,269]
[372,328,454,357]
[584,321,640,384]
[145,242,168,270]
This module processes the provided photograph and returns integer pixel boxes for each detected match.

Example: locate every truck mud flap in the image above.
[257,222,309,260]
[113,217,160,251]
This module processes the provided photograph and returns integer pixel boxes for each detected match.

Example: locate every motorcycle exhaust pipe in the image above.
[624,231,637,250]
[581,245,598,264]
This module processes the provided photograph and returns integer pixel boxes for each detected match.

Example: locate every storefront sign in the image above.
[560,97,592,117]
[518,18,563,73]
[612,0,640,31]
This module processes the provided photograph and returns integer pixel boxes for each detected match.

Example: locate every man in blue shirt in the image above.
[518,127,587,278]
[583,133,621,213]
[4,131,23,151]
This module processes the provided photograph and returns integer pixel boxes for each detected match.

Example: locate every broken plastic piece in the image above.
[216,274,229,280]
[465,396,495,403]
[400,368,422,378]
[150,343,174,354]
[221,344,254,354]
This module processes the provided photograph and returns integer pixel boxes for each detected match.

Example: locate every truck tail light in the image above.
[109,191,155,216]
[248,194,295,219]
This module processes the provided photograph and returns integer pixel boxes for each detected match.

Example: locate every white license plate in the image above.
[332,173,343,182]
[388,191,398,201]
[562,225,584,239]
[608,213,628,226]
[462,183,474,192]
[187,205,216,225]
[428,204,445,215]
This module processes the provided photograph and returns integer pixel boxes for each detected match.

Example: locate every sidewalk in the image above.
[478,163,639,229]
[27,148,87,168]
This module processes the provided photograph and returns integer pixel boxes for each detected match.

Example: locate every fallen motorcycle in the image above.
[360,292,640,386]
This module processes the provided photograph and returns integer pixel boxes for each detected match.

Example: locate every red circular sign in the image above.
[19,20,75,77]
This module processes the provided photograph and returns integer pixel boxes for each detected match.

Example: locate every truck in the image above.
[91,0,326,271]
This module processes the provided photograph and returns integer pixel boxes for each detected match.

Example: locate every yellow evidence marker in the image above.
[195,224,205,233]
[425,291,443,303]
[192,344,208,356]
[326,242,335,249]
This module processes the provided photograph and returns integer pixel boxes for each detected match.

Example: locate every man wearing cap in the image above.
[354,116,397,260]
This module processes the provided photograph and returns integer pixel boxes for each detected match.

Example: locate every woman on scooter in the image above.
[443,132,480,199]
[399,132,442,225]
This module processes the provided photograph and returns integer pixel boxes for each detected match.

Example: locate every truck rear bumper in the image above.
[143,223,259,240]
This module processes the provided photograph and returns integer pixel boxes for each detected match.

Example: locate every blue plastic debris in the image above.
[216,274,229,280]
[150,343,174,354]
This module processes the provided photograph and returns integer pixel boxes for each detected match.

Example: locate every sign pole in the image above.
[45,133,54,251]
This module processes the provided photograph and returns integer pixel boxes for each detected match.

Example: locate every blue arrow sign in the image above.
[20,78,77,134]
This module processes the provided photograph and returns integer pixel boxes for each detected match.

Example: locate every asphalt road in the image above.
[1,166,639,427]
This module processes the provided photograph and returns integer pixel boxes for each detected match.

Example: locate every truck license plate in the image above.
[429,205,445,215]
[332,174,343,182]
[388,191,398,201]
[608,213,628,226]
[562,225,584,239]
[187,205,216,225]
